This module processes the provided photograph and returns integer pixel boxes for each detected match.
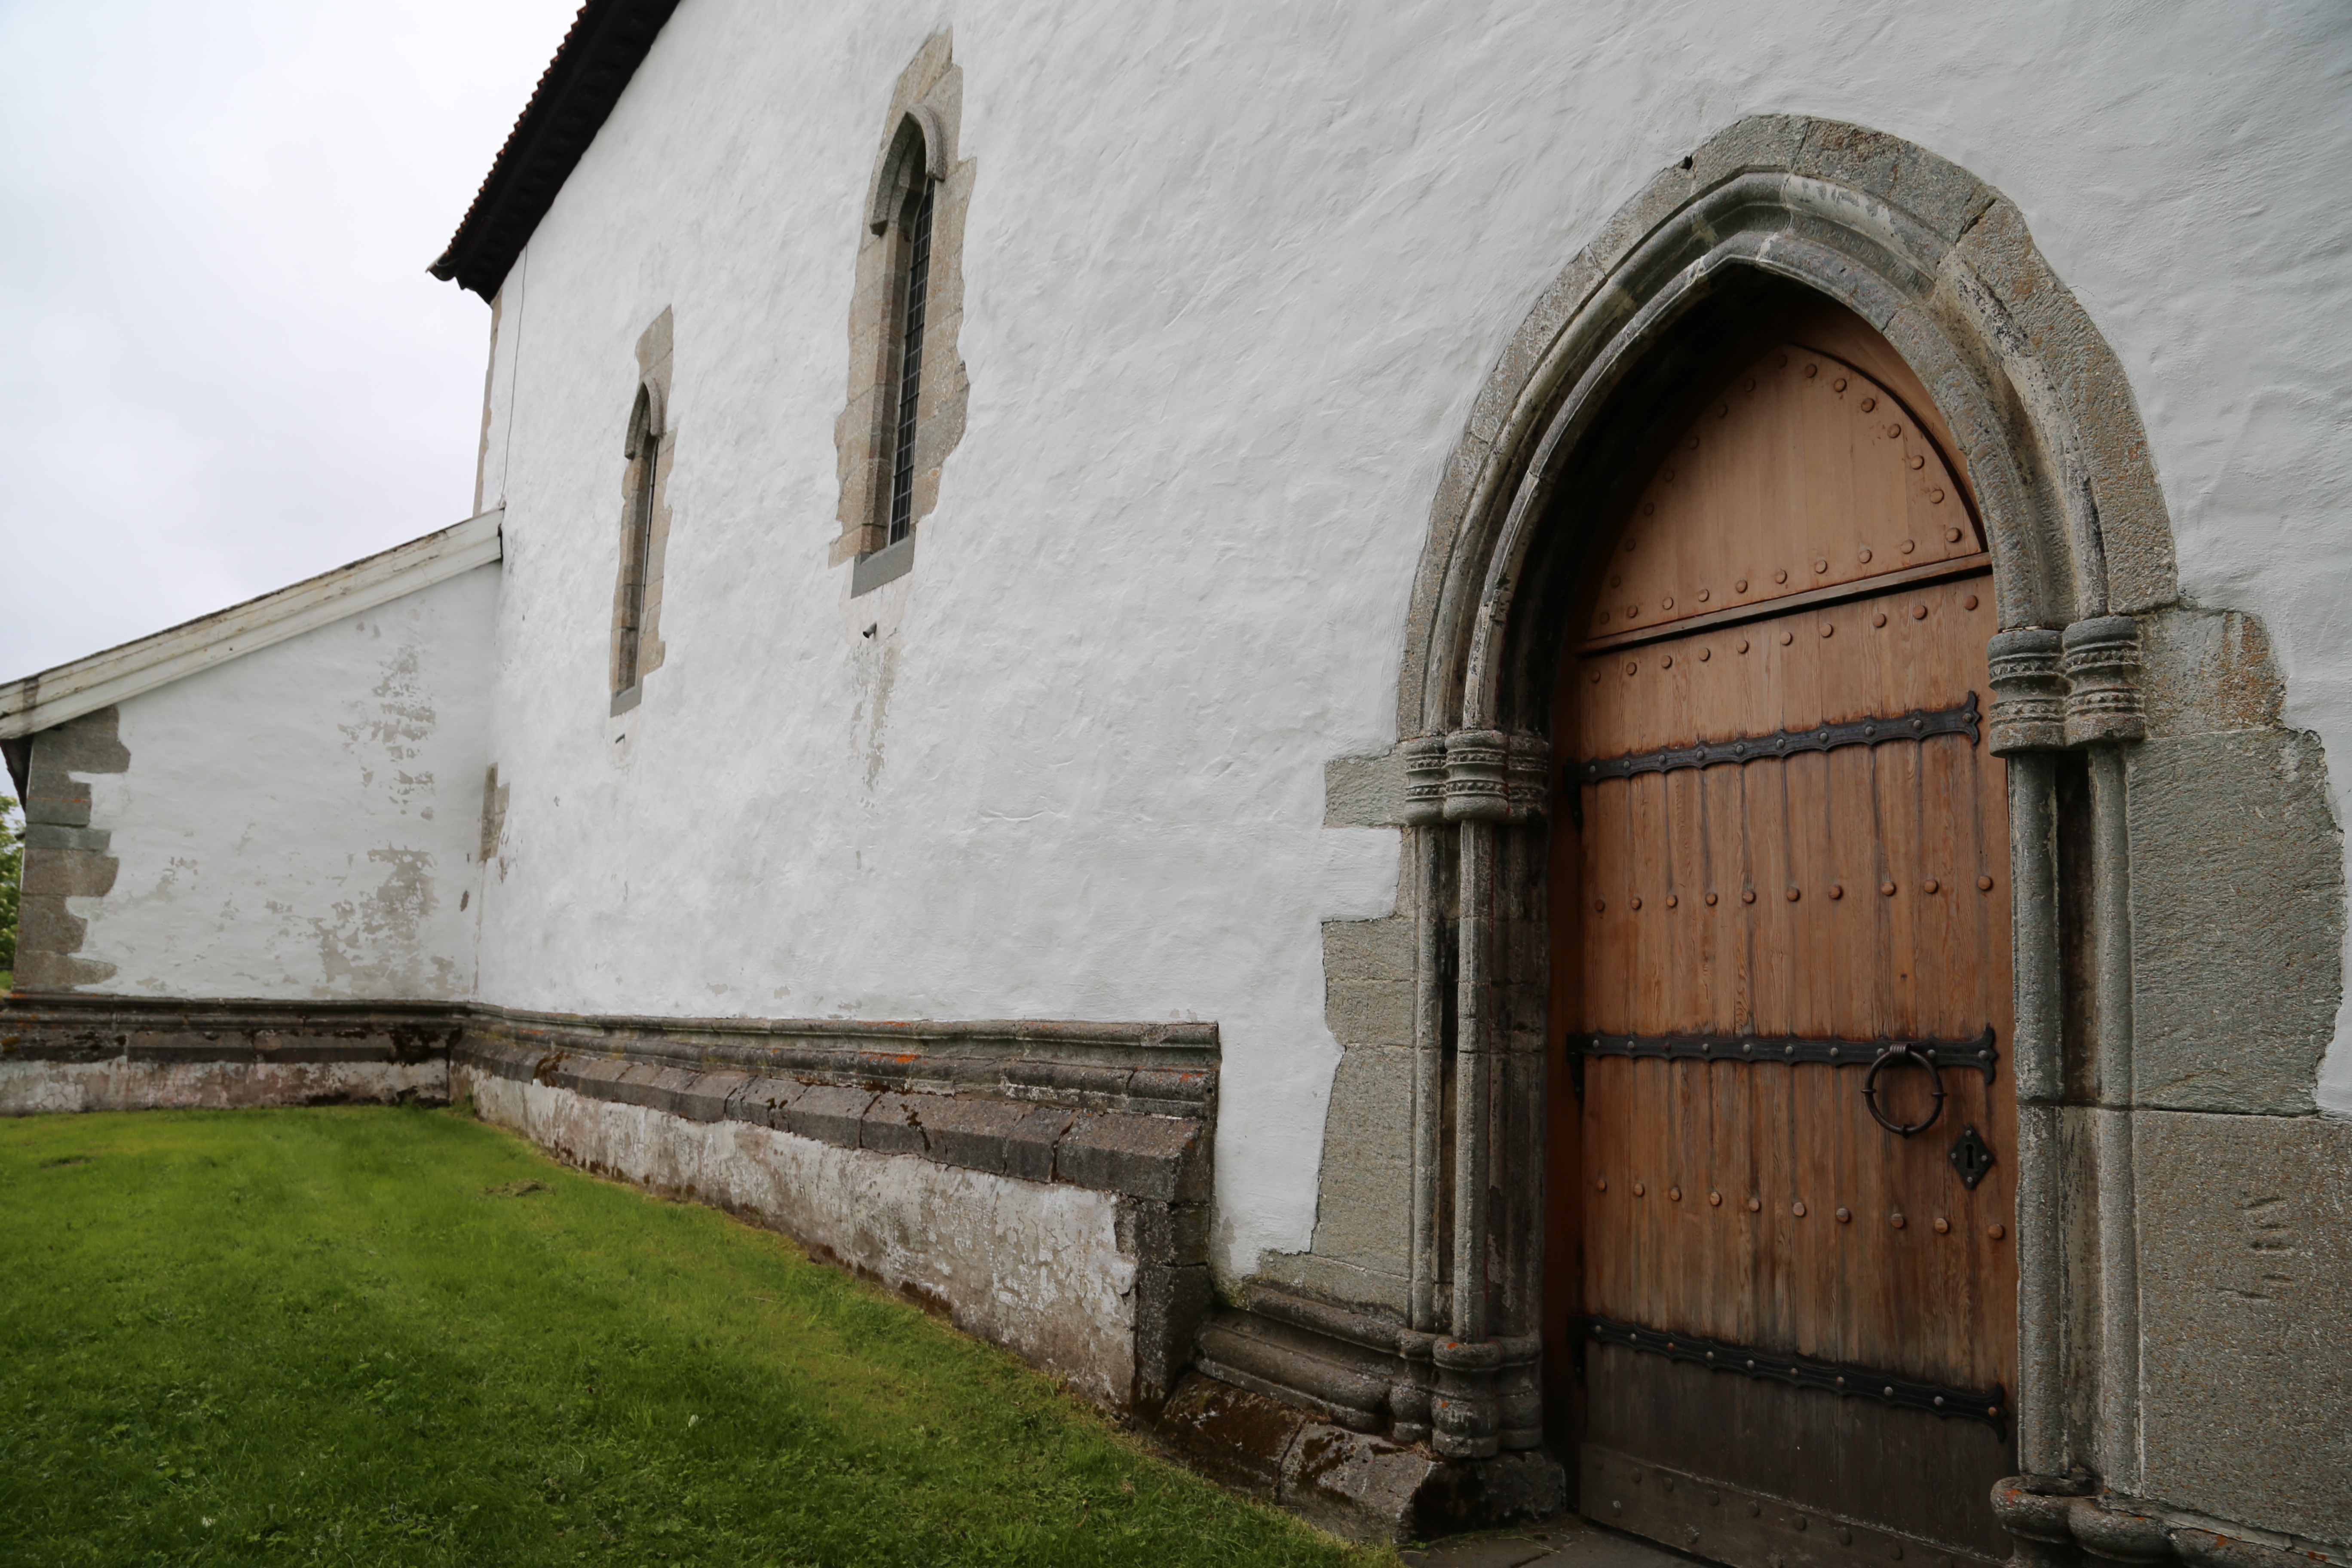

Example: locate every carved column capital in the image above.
[1402,735,1451,825]
[1443,729,1511,822]
[1442,729,1549,823]
[1505,733,1551,823]
[2061,615,2145,747]
[1988,628,2067,755]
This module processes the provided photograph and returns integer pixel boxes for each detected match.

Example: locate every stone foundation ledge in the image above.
[451,1020,1217,1410]
[456,1061,1214,1412]
[0,993,457,1113]
[452,1022,1213,1205]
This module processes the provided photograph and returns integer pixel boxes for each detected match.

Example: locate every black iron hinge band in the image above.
[1574,1025,1997,1083]
[1574,691,1980,784]
[1584,1315,2007,1436]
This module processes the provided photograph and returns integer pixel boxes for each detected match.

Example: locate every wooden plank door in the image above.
[1548,311,2017,1568]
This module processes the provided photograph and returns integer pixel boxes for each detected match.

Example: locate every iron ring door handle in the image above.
[1861,1044,1947,1137]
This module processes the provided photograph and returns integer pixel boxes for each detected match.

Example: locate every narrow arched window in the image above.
[615,384,658,697]
[888,174,936,547]
[833,36,970,596]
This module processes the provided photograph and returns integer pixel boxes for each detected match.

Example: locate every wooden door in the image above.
[1548,309,2017,1568]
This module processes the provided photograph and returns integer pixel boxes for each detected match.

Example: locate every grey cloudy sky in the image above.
[0,0,581,679]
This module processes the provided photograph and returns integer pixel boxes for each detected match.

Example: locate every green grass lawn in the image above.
[0,1105,1389,1568]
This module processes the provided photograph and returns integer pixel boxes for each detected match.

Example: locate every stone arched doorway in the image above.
[1177,114,2338,1556]
[1384,117,2173,1540]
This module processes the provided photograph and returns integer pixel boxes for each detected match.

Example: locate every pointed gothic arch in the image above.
[1370,116,2184,1534]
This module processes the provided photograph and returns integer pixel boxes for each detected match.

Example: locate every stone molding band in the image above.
[1992,1479,2337,1568]
[0,995,1220,1206]
[0,994,461,1066]
[455,1025,1211,1205]
[1190,1281,1540,1452]
[1988,616,2146,754]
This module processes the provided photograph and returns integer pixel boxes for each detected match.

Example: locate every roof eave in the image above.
[0,510,504,742]
[429,0,685,301]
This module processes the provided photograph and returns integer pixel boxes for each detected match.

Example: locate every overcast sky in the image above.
[0,0,582,679]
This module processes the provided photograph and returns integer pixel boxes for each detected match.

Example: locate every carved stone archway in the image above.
[1169,114,2301,1550]
[1394,112,2168,1534]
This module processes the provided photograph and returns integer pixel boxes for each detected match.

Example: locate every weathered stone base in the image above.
[1159,1371,1566,1542]
[0,1056,447,1115]
[0,992,460,1114]
[459,1068,1144,1404]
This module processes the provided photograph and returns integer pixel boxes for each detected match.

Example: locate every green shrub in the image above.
[0,794,19,977]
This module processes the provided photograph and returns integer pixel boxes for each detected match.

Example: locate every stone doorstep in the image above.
[1402,1514,1695,1568]
[1158,1372,1567,1544]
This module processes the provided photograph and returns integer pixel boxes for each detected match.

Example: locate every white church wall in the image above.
[70,564,498,999]
[463,0,2352,1289]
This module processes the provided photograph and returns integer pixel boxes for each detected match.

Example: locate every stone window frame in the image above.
[610,308,674,714]
[833,34,971,599]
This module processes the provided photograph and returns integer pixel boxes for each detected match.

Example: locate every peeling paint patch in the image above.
[308,848,458,997]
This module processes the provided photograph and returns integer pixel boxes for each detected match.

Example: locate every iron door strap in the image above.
[1582,1316,2008,1436]
[1574,1025,1997,1082]
[1861,1043,1946,1137]
[1571,691,1980,783]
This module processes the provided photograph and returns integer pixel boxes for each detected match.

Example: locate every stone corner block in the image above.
[2139,607,2285,738]
[1324,749,1406,828]
[1322,915,1415,984]
[2133,1112,2352,1545]
[1132,1262,1214,1410]
[2128,731,2342,1115]
[1055,1111,1207,1203]
[1118,1198,1212,1265]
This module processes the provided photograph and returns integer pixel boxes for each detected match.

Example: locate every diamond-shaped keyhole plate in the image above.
[1948,1125,1995,1190]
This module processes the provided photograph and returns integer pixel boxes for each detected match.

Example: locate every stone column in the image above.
[2062,616,2147,1495]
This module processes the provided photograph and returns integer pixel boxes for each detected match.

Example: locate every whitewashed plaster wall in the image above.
[80,565,497,998]
[463,0,2352,1283]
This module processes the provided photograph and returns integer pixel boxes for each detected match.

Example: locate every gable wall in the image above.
[40,565,499,1000]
